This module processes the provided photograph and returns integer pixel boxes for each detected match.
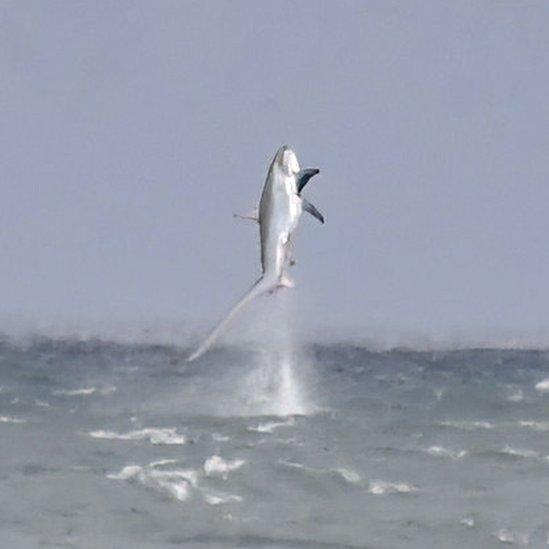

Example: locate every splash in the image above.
[241,291,310,416]
[275,351,306,416]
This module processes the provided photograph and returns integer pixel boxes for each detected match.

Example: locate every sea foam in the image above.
[53,387,97,396]
[202,490,243,505]
[107,462,198,502]
[499,446,540,459]
[425,445,468,459]
[248,417,295,433]
[518,420,549,431]
[493,528,530,546]
[439,420,494,431]
[89,427,186,445]
[0,415,27,424]
[368,480,417,495]
[204,455,245,479]
[535,379,549,393]
[279,460,361,484]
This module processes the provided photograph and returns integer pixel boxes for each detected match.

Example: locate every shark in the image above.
[187,145,323,362]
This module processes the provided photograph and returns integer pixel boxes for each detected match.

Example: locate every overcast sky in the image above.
[1,1,548,340]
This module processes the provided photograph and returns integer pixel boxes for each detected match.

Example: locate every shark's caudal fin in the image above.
[187,276,279,362]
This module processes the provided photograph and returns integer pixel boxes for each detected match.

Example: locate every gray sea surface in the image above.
[1,335,549,548]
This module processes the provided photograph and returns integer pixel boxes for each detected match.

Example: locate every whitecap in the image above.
[499,445,540,459]
[493,528,529,545]
[256,435,302,447]
[460,517,475,528]
[279,460,305,470]
[0,416,27,424]
[107,462,198,502]
[204,456,245,479]
[248,417,295,433]
[89,427,186,445]
[368,480,417,495]
[518,420,549,431]
[434,388,445,401]
[149,459,179,468]
[211,433,230,442]
[53,387,96,396]
[535,379,549,393]
[278,460,361,484]
[334,468,361,483]
[34,399,51,408]
[202,490,243,505]
[425,445,467,459]
[439,420,494,431]
[507,388,524,403]
[107,465,142,481]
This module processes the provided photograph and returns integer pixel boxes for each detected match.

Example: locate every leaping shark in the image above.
[187,145,323,362]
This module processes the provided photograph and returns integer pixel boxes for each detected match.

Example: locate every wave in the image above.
[459,517,475,528]
[368,480,417,495]
[52,386,116,397]
[535,379,549,393]
[423,445,468,459]
[439,420,494,431]
[248,417,295,433]
[3,323,549,352]
[89,427,186,445]
[107,462,198,502]
[256,436,303,447]
[518,420,549,431]
[107,458,243,505]
[211,433,230,442]
[149,459,179,467]
[497,446,542,460]
[506,388,524,403]
[53,387,97,396]
[334,468,361,483]
[493,529,530,546]
[0,415,27,424]
[278,460,361,484]
[203,455,245,479]
[201,490,243,505]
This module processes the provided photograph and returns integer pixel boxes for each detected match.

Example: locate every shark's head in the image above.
[276,145,300,176]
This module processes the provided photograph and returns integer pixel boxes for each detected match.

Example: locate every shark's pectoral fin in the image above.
[296,168,320,194]
[233,211,259,223]
[302,198,325,224]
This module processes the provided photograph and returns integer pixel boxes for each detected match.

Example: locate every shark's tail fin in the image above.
[187,275,279,362]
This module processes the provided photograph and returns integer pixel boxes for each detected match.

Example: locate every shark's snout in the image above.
[276,145,300,175]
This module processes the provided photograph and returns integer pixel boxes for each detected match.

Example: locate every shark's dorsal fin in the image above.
[302,198,324,224]
[296,168,320,194]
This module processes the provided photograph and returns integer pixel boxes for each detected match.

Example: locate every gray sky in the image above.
[1,1,548,340]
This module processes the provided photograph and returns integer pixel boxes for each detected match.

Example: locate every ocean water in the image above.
[1,333,549,548]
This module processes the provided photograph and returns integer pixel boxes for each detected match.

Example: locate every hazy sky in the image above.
[2,1,548,339]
